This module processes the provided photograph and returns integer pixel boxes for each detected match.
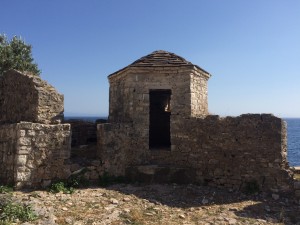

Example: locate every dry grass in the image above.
[121,209,146,224]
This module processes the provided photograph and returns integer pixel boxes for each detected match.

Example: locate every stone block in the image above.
[18,137,31,145]
[19,146,32,155]
[16,155,27,166]
[18,130,26,137]
[16,171,31,182]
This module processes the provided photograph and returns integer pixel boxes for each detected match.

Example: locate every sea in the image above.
[65,117,300,167]
[285,118,300,166]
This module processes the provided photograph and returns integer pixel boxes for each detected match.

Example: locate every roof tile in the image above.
[109,50,210,77]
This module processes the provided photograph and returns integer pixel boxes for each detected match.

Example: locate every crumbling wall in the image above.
[169,114,292,191]
[0,70,71,189]
[98,114,293,192]
[0,70,64,124]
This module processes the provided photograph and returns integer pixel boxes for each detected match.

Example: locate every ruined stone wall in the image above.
[36,80,64,124]
[0,122,71,189]
[98,114,293,192]
[0,70,72,189]
[0,124,18,184]
[163,114,292,191]
[0,70,64,124]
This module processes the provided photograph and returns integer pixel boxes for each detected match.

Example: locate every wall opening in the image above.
[63,119,105,162]
[149,89,171,150]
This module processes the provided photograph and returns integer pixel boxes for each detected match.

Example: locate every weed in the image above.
[120,210,145,225]
[67,168,90,188]
[48,182,75,194]
[0,221,10,225]
[217,206,226,213]
[0,186,13,194]
[48,169,90,194]
[29,192,41,198]
[0,200,38,223]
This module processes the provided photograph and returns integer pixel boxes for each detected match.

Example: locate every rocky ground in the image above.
[3,184,300,225]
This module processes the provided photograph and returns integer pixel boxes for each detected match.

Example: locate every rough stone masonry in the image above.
[98,50,295,193]
[0,70,71,188]
[0,52,297,196]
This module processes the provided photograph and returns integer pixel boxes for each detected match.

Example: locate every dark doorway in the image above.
[149,89,171,150]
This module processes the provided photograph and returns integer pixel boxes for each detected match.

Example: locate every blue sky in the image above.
[1,0,299,117]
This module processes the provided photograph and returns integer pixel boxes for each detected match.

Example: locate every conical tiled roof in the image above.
[109,50,210,77]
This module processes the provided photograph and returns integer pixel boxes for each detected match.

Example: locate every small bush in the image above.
[67,171,90,188]
[48,182,74,194]
[0,200,38,223]
[0,186,13,194]
[48,168,89,194]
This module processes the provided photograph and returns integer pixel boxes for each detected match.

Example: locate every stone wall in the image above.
[0,124,18,184]
[98,123,148,176]
[98,114,293,192]
[108,66,209,124]
[0,70,64,124]
[0,122,71,189]
[169,114,291,191]
[190,71,209,117]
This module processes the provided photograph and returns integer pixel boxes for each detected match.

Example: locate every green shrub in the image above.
[67,170,90,188]
[48,182,74,194]
[0,34,41,77]
[48,168,90,194]
[0,201,38,223]
[0,186,13,194]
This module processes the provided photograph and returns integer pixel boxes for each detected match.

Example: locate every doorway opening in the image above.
[149,89,171,150]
